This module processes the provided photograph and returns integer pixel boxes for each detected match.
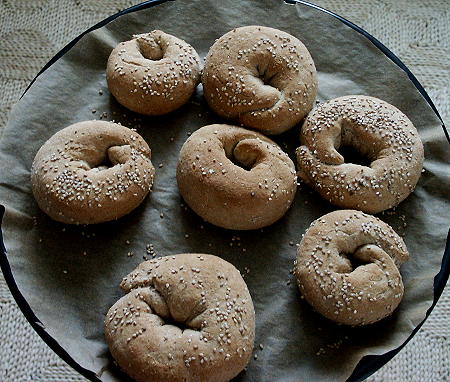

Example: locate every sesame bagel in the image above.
[294,210,409,326]
[296,95,424,213]
[176,124,297,230]
[104,253,255,382]
[31,120,155,224]
[107,30,201,115]
[202,26,317,135]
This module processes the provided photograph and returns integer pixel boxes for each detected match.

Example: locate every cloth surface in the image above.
[0,0,448,381]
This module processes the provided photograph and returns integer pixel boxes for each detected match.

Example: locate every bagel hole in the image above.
[228,155,255,171]
[91,156,114,172]
[337,145,372,167]
[161,316,198,332]
[338,252,371,272]
[259,73,274,87]
[137,37,165,61]
[256,64,276,87]
[91,150,119,171]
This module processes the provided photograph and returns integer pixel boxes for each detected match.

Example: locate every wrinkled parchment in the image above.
[0,0,448,381]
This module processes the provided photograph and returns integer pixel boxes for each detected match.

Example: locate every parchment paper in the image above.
[0,0,448,381]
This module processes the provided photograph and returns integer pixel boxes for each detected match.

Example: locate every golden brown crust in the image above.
[202,26,317,135]
[296,95,424,213]
[294,210,409,326]
[176,124,297,230]
[104,253,255,382]
[31,120,155,224]
[107,30,201,115]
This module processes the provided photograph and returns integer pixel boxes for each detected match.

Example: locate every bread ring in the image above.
[294,210,409,326]
[104,253,255,382]
[107,30,201,115]
[202,26,317,135]
[31,121,155,224]
[296,95,424,213]
[176,124,297,230]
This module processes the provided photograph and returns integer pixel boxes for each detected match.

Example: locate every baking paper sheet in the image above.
[0,0,448,381]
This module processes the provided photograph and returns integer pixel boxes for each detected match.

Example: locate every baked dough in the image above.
[105,253,255,382]
[202,25,317,135]
[296,95,424,213]
[294,210,409,326]
[31,120,155,224]
[107,30,201,115]
[176,124,297,230]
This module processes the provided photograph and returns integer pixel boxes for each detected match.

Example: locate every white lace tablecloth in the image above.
[0,0,449,381]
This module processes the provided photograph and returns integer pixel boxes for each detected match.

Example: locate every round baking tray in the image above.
[1,0,449,381]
